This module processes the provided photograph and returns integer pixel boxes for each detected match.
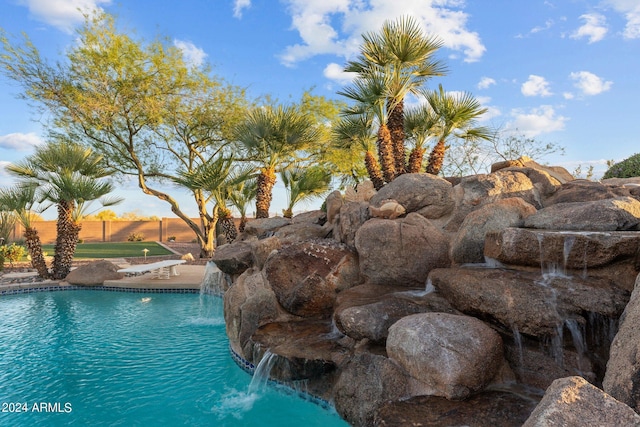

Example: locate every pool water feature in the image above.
[0,291,348,427]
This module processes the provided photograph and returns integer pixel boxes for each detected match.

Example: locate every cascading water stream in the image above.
[248,350,278,394]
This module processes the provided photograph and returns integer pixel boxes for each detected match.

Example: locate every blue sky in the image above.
[0,0,639,219]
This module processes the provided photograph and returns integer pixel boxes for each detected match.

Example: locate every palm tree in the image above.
[6,141,121,279]
[404,102,439,173]
[0,184,50,278]
[424,85,492,176]
[338,71,398,184]
[280,165,332,218]
[232,104,320,218]
[332,113,384,190]
[345,16,447,177]
[228,179,257,232]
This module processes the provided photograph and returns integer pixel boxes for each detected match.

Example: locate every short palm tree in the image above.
[6,141,121,279]
[338,71,399,184]
[424,85,492,175]
[404,102,439,173]
[232,104,320,218]
[0,184,50,278]
[332,113,384,190]
[280,165,332,218]
[345,16,447,176]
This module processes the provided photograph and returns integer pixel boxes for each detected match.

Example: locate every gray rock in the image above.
[523,376,640,427]
[336,201,370,247]
[243,217,291,238]
[65,260,123,285]
[386,312,504,400]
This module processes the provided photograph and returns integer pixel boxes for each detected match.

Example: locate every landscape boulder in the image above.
[543,179,633,206]
[523,376,640,426]
[243,217,291,238]
[386,312,504,400]
[211,240,254,275]
[355,213,450,287]
[65,260,123,286]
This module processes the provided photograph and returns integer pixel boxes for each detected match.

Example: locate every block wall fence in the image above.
[9,218,203,244]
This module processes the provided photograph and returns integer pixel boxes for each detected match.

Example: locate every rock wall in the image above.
[214,160,640,426]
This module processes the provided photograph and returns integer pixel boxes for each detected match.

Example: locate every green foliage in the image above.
[0,211,16,243]
[0,243,27,266]
[603,153,640,179]
[127,232,145,242]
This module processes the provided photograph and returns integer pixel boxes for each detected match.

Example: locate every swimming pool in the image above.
[0,290,349,426]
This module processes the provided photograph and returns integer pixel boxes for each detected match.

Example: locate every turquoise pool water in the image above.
[0,291,349,426]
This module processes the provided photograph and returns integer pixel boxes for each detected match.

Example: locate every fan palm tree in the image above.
[338,71,398,184]
[345,16,447,176]
[332,113,384,190]
[228,179,257,232]
[232,104,320,218]
[280,165,332,218]
[424,85,492,175]
[0,184,50,278]
[404,102,439,173]
[6,141,121,279]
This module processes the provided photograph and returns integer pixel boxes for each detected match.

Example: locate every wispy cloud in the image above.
[278,0,485,67]
[521,75,553,97]
[507,105,568,137]
[477,77,496,90]
[604,0,640,39]
[21,0,111,33]
[323,62,357,84]
[173,40,207,68]
[0,132,43,151]
[571,13,608,43]
[570,71,612,95]
[233,0,251,19]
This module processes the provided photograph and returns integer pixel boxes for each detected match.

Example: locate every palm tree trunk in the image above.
[239,215,248,232]
[407,146,427,173]
[256,167,276,218]
[388,100,406,176]
[52,201,81,280]
[425,139,447,175]
[218,207,238,243]
[24,227,50,279]
[365,151,385,190]
[377,124,396,183]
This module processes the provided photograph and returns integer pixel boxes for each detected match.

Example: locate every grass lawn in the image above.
[40,242,173,259]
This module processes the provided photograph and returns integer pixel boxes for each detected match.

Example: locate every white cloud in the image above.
[507,105,568,137]
[570,13,607,43]
[233,0,252,18]
[570,71,612,95]
[477,77,496,90]
[278,0,485,67]
[521,75,552,97]
[0,132,44,151]
[604,0,640,39]
[563,92,575,100]
[21,0,110,33]
[173,40,207,68]
[323,62,357,84]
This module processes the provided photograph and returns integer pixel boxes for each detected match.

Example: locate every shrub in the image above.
[603,153,640,179]
[127,232,145,242]
[0,243,27,267]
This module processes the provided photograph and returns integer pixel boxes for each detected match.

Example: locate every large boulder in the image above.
[450,197,537,264]
[264,240,360,318]
[334,287,458,343]
[325,190,343,225]
[273,222,328,242]
[355,213,450,287]
[603,274,640,411]
[243,217,291,238]
[65,260,123,285]
[524,197,640,231]
[336,201,370,247]
[429,267,628,337]
[333,352,411,427]
[369,173,454,219]
[211,240,254,276]
[386,312,504,400]
[523,376,640,426]
[543,179,633,206]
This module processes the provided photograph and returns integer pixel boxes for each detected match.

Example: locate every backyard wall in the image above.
[9,218,202,244]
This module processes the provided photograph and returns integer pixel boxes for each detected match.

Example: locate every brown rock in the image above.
[544,179,632,206]
[336,201,370,247]
[65,260,123,285]
[243,217,291,238]
[386,312,504,400]
[523,376,640,426]
[355,213,450,287]
[211,240,254,275]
